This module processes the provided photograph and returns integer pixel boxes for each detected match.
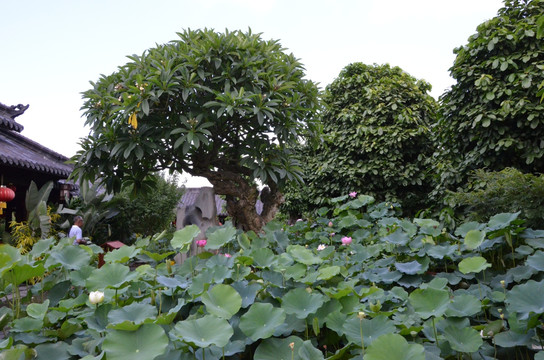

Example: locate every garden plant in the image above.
[1,194,543,359]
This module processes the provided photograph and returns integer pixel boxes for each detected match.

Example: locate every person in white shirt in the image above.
[69,216,85,245]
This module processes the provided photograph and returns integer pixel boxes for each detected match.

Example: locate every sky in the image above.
[1,0,504,186]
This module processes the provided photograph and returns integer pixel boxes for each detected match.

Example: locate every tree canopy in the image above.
[72,29,320,232]
[435,0,544,191]
[283,63,437,217]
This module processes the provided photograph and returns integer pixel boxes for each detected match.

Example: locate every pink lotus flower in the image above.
[349,191,357,198]
[341,236,352,245]
[328,221,333,227]
[330,232,335,237]
[317,244,326,251]
[223,253,232,258]
[196,239,207,247]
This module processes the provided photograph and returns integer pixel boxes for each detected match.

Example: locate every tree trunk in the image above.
[195,169,283,232]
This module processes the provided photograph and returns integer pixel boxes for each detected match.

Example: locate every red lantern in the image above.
[0,185,15,202]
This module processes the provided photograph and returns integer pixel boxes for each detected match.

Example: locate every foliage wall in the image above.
[283,63,437,217]
[435,0,544,192]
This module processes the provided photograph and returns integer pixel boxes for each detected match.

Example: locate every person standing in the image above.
[69,216,85,245]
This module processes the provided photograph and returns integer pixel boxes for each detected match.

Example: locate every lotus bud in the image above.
[289,342,295,350]
[89,291,104,305]
[369,300,382,313]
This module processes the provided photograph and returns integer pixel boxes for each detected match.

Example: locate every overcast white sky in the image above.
[1,0,504,185]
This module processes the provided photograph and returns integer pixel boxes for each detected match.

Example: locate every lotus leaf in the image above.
[239,303,286,341]
[458,256,491,274]
[383,228,410,245]
[455,221,483,237]
[281,287,324,319]
[317,265,341,280]
[173,315,233,348]
[104,245,140,263]
[487,212,520,231]
[364,333,425,360]
[493,329,535,347]
[46,244,91,270]
[253,335,305,360]
[395,260,424,275]
[103,323,168,360]
[26,300,49,320]
[251,247,276,268]
[5,263,45,286]
[443,325,483,352]
[201,284,242,319]
[205,223,237,250]
[506,265,537,282]
[170,225,200,251]
[343,314,396,347]
[231,281,261,308]
[526,250,544,271]
[35,341,70,360]
[287,245,322,265]
[107,302,157,329]
[409,288,450,319]
[464,229,486,250]
[506,279,544,320]
[425,244,457,259]
[86,263,137,290]
[445,294,481,317]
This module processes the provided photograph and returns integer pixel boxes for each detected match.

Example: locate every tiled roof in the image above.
[0,102,72,177]
[179,187,263,216]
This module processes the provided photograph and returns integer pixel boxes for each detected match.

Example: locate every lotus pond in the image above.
[1,195,543,359]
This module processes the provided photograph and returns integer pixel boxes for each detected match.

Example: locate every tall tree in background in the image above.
[283,63,437,217]
[72,29,320,232]
[435,0,544,192]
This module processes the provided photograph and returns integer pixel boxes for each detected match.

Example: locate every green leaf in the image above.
[239,303,286,341]
[281,288,325,319]
[46,245,92,270]
[443,325,483,353]
[526,250,544,271]
[26,300,50,320]
[86,263,138,290]
[201,284,242,319]
[395,260,424,275]
[409,288,450,319]
[464,229,486,250]
[172,315,233,348]
[383,229,410,246]
[458,256,491,274]
[251,248,277,268]
[493,330,535,347]
[170,225,200,251]
[445,294,481,317]
[487,212,520,231]
[506,279,544,320]
[205,224,237,250]
[253,336,304,360]
[104,245,141,263]
[343,314,396,347]
[317,265,341,280]
[103,324,168,360]
[364,333,425,360]
[107,302,157,329]
[287,245,322,265]
[35,342,71,360]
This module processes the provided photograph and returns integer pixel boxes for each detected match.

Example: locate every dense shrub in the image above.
[450,167,544,228]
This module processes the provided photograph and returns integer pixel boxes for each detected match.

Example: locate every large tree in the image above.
[72,29,320,232]
[283,63,437,217]
[435,0,544,191]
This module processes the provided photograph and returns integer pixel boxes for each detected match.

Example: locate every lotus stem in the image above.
[432,317,439,347]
